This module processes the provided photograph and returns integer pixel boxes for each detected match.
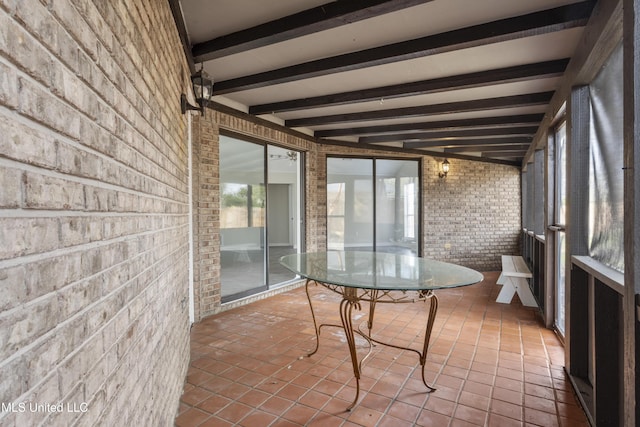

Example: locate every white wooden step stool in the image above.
[496,255,538,307]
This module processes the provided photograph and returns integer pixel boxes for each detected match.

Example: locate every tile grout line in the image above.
[175,278,589,427]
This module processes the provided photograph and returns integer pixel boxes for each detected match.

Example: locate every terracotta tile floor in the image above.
[176,271,589,426]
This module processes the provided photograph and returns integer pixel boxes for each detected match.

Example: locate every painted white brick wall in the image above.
[0,0,191,425]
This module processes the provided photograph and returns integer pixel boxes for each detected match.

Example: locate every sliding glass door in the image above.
[219,135,303,302]
[327,157,420,255]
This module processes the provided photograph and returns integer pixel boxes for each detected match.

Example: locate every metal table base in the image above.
[304,279,439,411]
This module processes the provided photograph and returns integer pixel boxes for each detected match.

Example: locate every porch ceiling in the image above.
[176,0,597,166]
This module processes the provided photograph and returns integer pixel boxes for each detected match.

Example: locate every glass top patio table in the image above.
[279,250,483,291]
[280,250,484,410]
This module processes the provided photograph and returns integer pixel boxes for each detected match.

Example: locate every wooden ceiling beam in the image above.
[317,138,521,166]
[314,114,544,138]
[481,150,528,156]
[403,136,532,149]
[214,1,595,94]
[480,151,527,159]
[286,91,553,127]
[168,0,196,73]
[445,144,531,153]
[193,0,433,61]
[250,59,569,114]
[359,126,539,144]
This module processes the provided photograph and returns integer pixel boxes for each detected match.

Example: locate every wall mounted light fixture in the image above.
[438,159,450,178]
[181,67,213,115]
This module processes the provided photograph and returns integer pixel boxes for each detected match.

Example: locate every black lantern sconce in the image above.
[438,158,450,178]
[181,67,213,115]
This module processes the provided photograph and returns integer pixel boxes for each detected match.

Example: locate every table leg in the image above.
[366,289,378,337]
[340,287,363,411]
[305,284,437,410]
[419,291,438,391]
[305,279,321,357]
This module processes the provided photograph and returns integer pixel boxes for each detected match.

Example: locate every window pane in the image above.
[533,150,544,235]
[556,231,566,335]
[221,183,248,228]
[555,123,567,225]
[220,135,266,300]
[327,158,373,251]
[554,122,567,336]
[267,146,302,286]
[375,159,419,255]
[327,182,345,250]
